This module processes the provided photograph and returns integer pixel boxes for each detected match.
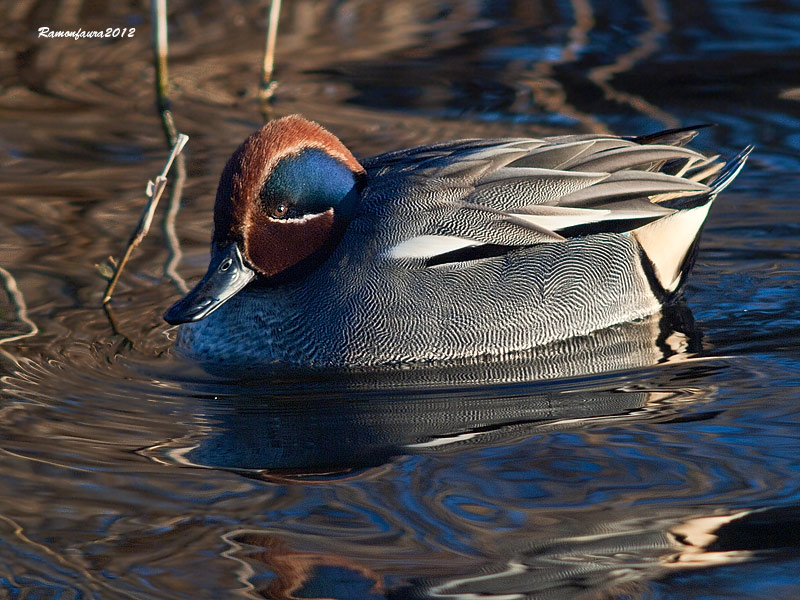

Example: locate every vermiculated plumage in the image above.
[167,117,750,368]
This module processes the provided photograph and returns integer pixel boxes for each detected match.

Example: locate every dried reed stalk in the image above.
[103,0,188,305]
[259,0,282,108]
[153,0,178,144]
[102,134,188,304]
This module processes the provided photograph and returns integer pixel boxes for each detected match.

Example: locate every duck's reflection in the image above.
[145,303,705,475]
[140,303,772,599]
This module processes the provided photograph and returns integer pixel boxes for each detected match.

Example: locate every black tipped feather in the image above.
[630,124,714,146]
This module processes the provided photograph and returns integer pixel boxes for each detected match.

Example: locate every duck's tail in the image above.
[633,146,753,295]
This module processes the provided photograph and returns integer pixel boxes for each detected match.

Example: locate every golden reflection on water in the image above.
[217,503,757,599]
[586,0,681,129]
[524,0,609,133]
[667,512,753,567]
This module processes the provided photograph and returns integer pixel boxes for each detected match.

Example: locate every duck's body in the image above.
[166,116,749,368]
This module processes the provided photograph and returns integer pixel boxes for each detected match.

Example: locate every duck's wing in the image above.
[362,137,540,173]
[367,129,749,281]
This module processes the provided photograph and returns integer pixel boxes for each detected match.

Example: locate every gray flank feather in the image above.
[559,144,705,172]
[466,170,609,209]
[557,170,710,207]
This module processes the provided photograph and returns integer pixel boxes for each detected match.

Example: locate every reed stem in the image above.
[259,0,282,111]
[102,134,188,304]
[153,0,178,144]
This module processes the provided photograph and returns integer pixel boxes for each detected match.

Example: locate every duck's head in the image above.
[164,115,365,325]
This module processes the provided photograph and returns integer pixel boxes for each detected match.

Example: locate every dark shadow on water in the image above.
[139,303,713,476]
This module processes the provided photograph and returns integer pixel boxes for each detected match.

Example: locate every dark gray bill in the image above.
[164,243,255,325]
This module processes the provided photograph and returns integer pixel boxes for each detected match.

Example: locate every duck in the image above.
[164,115,749,368]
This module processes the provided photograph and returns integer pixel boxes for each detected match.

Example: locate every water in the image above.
[1,0,799,597]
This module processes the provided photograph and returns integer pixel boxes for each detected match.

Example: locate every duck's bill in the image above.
[164,243,255,325]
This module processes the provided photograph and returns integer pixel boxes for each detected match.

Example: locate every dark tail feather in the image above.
[659,146,753,210]
[630,124,714,147]
[709,145,753,195]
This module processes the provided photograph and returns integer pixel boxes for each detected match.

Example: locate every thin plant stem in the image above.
[102,302,135,350]
[0,266,39,367]
[162,152,189,294]
[0,266,38,346]
[102,0,190,308]
[102,134,189,304]
[153,0,178,144]
[152,0,188,294]
[259,0,281,112]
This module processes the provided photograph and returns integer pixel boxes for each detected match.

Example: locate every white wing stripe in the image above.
[386,235,481,260]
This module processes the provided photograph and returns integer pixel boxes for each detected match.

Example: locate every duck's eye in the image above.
[219,258,233,272]
[272,203,289,218]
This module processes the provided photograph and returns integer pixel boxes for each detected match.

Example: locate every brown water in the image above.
[1,1,800,598]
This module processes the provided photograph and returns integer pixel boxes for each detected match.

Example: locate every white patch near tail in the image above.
[633,145,751,292]
[633,201,713,292]
[510,204,672,232]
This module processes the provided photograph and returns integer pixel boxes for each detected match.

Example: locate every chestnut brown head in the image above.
[165,115,365,325]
